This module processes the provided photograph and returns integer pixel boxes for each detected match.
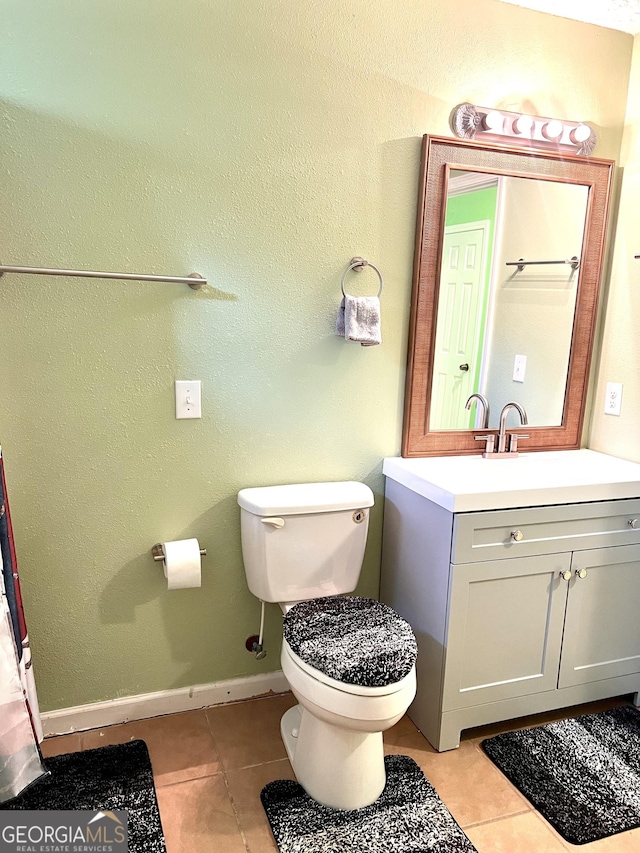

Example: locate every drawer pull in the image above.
[575,568,588,579]
[560,569,572,581]
[510,529,524,542]
[629,519,639,529]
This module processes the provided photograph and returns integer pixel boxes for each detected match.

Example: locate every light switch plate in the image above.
[604,381,622,416]
[175,380,202,419]
[513,354,527,382]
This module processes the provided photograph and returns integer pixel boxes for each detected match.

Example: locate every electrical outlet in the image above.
[604,381,622,416]
[175,380,202,419]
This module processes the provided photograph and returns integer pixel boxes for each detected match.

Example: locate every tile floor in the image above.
[41,692,640,853]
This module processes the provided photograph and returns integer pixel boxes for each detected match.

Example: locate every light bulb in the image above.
[570,124,591,144]
[482,111,504,132]
[512,114,534,135]
[541,120,563,140]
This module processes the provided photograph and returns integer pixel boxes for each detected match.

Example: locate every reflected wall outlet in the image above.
[175,380,202,419]
[604,381,622,416]
[513,354,527,382]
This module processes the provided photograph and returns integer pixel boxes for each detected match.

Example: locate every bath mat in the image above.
[482,705,640,845]
[261,754,477,852]
[0,739,166,852]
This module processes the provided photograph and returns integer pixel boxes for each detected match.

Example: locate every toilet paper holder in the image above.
[152,543,207,561]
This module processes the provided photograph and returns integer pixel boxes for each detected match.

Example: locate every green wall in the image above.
[590,36,640,459]
[0,0,632,710]
[445,186,498,424]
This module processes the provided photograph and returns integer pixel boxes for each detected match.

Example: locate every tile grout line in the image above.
[202,703,252,852]
[468,735,537,816]
[222,756,292,773]
[458,807,533,831]
[220,766,252,853]
[528,807,580,851]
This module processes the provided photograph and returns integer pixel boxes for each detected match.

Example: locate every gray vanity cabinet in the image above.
[442,553,570,712]
[559,544,640,688]
[381,478,640,751]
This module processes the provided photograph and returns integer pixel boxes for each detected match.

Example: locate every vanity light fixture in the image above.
[482,110,504,132]
[451,103,596,156]
[512,114,534,136]
[540,119,564,141]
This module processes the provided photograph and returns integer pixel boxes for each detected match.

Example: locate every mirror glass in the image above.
[402,136,614,457]
[430,170,589,430]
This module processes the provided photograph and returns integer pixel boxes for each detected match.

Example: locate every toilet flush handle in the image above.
[261,517,285,528]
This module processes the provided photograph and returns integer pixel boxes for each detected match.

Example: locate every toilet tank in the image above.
[237,482,374,604]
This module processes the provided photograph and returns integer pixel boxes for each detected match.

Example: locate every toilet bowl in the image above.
[279,595,417,810]
[281,639,416,809]
[237,482,418,810]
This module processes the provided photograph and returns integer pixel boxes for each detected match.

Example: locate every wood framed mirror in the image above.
[402,135,614,457]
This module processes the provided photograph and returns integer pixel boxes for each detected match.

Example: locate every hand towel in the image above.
[335,295,382,346]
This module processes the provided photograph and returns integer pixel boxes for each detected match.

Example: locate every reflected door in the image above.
[430,221,489,430]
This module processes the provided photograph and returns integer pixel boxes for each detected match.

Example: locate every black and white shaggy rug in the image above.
[1,740,166,853]
[261,754,477,852]
[482,706,640,845]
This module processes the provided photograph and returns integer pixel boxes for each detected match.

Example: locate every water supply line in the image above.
[253,601,267,659]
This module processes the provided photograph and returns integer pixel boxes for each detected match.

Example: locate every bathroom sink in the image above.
[383,450,640,512]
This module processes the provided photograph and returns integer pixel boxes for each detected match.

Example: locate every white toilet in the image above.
[237,481,417,810]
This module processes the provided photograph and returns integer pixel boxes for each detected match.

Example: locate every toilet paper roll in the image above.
[162,538,202,590]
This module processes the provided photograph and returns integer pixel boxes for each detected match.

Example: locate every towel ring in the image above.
[341,259,383,298]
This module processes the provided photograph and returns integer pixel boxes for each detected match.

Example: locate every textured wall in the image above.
[0,0,632,710]
[589,36,640,460]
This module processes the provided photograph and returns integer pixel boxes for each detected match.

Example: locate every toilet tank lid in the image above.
[237,481,374,516]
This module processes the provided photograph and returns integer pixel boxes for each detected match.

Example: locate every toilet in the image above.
[237,481,418,810]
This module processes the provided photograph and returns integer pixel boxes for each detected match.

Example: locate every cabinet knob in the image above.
[560,569,572,581]
[575,568,587,579]
[629,518,639,529]
[510,529,524,542]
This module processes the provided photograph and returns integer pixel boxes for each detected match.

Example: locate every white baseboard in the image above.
[41,670,289,737]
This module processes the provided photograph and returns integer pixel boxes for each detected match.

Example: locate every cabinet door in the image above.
[442,553,570,711]
[558,544,640,688]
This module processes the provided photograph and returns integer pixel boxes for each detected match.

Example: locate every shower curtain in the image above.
[0,446,45,803]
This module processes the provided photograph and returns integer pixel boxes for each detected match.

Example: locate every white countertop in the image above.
[383,450,640,512]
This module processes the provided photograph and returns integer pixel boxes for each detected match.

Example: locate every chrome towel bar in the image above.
[0,263,206,290]
[506,256,580,273]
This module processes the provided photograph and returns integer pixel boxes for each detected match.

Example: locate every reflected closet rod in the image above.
[0,263,206,290]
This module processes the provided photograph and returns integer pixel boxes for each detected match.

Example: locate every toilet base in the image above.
[280,705,302,765]
[280,704,386,810]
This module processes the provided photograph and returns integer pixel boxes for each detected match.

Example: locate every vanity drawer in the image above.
[452,499,640,563]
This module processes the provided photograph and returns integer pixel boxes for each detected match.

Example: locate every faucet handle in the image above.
[475,433,496,455]
[508,433,530,453]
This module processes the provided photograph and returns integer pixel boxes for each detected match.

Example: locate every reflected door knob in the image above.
[511,529,524,542]
[459,363,469,372]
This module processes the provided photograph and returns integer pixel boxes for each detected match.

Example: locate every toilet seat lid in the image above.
[283,596,417,688]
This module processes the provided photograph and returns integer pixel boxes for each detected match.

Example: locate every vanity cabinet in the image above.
[381,477,640,751]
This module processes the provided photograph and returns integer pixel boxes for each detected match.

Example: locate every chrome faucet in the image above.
[497,402,528,454]
[465,393,490,429]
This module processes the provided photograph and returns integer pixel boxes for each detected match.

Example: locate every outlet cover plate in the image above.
[604,381,622,416]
